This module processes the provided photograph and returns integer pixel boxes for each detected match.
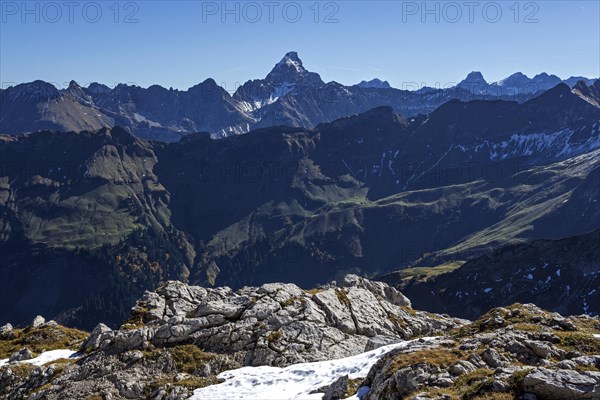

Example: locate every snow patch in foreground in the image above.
[192,338,436,400]
[594,334,600,339]
[0,349,79,368]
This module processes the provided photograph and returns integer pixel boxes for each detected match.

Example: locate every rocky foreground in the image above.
[1,276,599,400]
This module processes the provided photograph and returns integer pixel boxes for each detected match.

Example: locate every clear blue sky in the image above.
[1,1,598,91]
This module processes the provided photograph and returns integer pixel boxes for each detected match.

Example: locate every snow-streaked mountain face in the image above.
[1,52,596,141]
[264,51,322,86]
[326,85,600,196]
[231,52,325,117]
[454,126,600,163]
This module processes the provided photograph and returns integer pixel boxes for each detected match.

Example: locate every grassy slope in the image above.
[200,149,597,287]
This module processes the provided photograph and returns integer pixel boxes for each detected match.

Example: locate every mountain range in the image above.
[1,78,599,329]
[1,52,595,141]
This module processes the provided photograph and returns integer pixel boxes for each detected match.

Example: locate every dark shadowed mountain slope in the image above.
[383,229,600,319]
[0,128,195,328]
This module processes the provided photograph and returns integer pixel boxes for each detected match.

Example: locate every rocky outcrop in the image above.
[81,275,459,367]
[0,276,462,399]
[322,375,351,400]
[0,323,13,337]
[31,316,45,328]
[8,348,33,362]
[360,303,600,400]
[4,282,599,400]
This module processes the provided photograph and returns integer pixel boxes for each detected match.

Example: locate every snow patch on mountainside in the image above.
[0,349,79,368]
[237,82,295,113]
[277,56,303,74]
[191,340,434,400]
[273,82,296,98]
[456,126,600,161]
[215,122,252,138]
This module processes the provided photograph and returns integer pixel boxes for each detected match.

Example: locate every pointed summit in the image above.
[462,71,487,84]
[457,71,488,92]
[276,51,305,73]
[68,80,81,90]
[65,80,91,102]
[265,52,323,86]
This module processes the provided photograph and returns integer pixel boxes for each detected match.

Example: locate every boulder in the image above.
[322,374,350,400]
[482,348,506,368]
[340,274,411,307]
[80,323,114,352]
[31,315,45,328]
[0,323,13,337]
[9,348,34,362]
[523,368,600,399]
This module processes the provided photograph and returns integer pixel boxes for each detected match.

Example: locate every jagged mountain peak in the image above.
[457,71,488,90]
[279,51,304,70]
[201,77,219,86]
[355,78,392,89]
[267,51,306,78]
[65,80,87,96]
[67,80,81,89]
[464,71,486,82]
[572,79,600,108]
[86,82,111,94]
[265,51,322,85]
